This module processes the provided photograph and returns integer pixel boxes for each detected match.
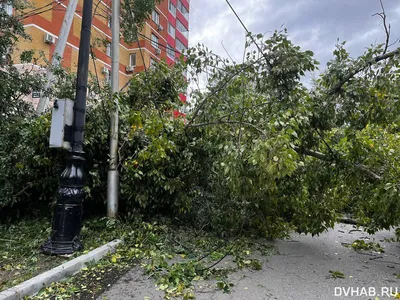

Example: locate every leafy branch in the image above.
[327,47,399,95]
[292,146,382,180]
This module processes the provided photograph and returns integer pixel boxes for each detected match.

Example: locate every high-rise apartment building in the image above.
[11,0,189,107]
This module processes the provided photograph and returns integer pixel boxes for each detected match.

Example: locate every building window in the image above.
[177,0,182,11]
[176,38,187,53]
[167,44,175,59]
[105,69,111,83]
[1,2,12,15]
[151,33,159,49]
[150,58,157,68]
[168,0,176,16]
[106,43,111,56]
[129,53,136,66]
[152,10,160,25]
[167,22,175,38]
[108,15,112,28]
[1,48,10,64]
[176,19,188,39]
[177,0,189,19]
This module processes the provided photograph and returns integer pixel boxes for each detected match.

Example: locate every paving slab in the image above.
[97,265,164,300]
[99,224,400,300]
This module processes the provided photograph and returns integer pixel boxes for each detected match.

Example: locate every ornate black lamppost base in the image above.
[42,237,83,255]
[41,152,85,255]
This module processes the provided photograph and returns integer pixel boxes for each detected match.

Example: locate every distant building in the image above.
[11,0,189,108]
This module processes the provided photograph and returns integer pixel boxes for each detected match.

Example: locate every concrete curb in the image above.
[0,239,123,300]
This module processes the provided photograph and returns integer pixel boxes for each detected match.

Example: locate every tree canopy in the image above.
[1,0,400,238]
[183,27,400,235]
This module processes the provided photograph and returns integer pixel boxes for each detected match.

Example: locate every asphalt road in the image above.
[99,223,400,300]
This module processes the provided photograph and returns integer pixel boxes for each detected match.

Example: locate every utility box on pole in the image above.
[49,99,74,149]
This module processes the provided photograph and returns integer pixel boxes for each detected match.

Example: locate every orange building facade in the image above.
[12,0,189,107]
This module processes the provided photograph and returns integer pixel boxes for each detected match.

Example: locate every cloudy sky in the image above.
[189,0,400,73]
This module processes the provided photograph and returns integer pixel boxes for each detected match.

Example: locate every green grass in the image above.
[0,217,130,292]
[0,218,64,291]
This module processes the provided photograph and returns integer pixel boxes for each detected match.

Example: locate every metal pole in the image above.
[107,0,120,217]
[36,0,78,114]
[42,0,93,255]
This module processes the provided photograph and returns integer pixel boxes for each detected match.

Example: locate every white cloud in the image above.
[346,27,381,47]
[395,5,400,17]
[189,0,400,69]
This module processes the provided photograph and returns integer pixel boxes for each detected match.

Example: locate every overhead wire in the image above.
[5,0,108,104]
[224,0,272,69]
[13,0,189,97]
[17,0,67,21]
[87,12,188,58]
[17,1,59,19]
[91,1,187,56]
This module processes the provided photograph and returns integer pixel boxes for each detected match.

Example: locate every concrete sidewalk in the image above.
[99,224,400,300]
